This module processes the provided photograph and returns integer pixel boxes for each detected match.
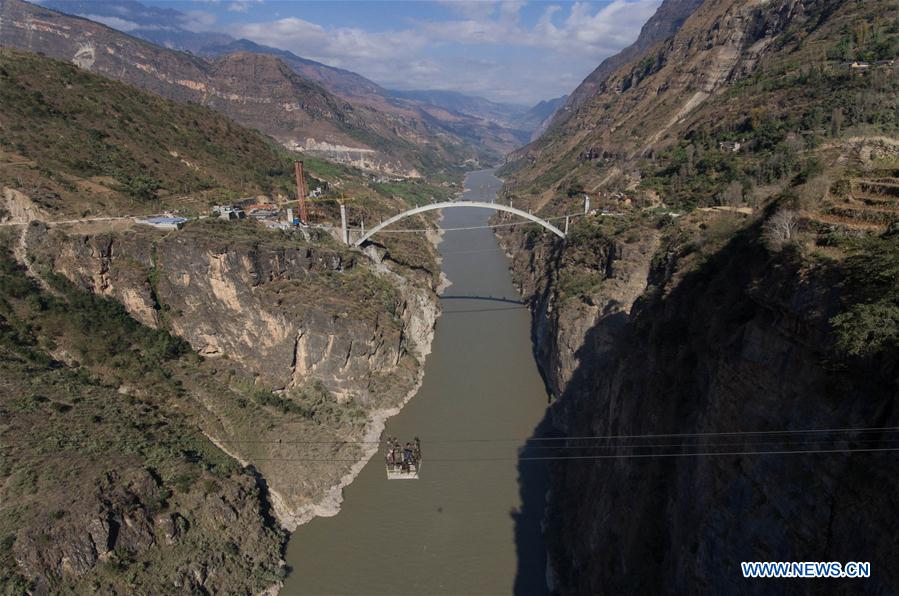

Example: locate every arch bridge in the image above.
[350,201,567,247]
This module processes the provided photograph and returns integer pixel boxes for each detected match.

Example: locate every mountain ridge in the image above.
[0,0,486,177]
[536,0,703,139]
[37,0,544,160]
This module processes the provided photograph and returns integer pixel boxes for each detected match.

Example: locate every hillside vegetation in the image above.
[0,44,445,594]
[0,48,447,261]
[0,0,488,179]
[0,48,298,217]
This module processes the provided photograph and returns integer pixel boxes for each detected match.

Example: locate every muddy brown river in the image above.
[282,169,551,595]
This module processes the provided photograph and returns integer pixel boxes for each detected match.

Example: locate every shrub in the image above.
[831,301,899,356]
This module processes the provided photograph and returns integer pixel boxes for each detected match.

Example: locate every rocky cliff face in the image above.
[22,219,440,531]
[498,0,899,592]
[12,467,282,594]
[499,226,660,400]
[542,0,702,134]
[529,223,898,594]
[30,220,437,404]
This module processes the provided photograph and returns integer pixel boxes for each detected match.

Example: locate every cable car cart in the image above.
[385,436,421,480]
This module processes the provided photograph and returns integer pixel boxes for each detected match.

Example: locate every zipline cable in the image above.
[187,424,899,445]
[11,437,899,462]
[11,426,899,448]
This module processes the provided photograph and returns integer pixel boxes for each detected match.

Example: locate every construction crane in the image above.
[294,160,309,224]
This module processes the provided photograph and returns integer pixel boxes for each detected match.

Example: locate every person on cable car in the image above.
[404,443,413,464]
[386,444,395,468]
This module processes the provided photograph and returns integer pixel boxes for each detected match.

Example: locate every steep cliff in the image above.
[541,0,702,133]
[540,221,898,593]
[24,217,440,520]
[0,231,286,593]
[2,213,442,591]
[497,0,899,592]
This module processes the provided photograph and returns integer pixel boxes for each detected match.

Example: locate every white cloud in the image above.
[236,17,427,65]
[421,0,658,55]
[232,0,661,103]
[227,0,263,13]
[83,14,141,32]
[179,10,218,31]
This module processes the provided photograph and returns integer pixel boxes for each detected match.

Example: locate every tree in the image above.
[685,144,696,176]
[762,209,799,250]
[831,108,844,138]
[831,302,899,357]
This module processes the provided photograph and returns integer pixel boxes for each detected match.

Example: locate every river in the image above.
[282,169,551,595]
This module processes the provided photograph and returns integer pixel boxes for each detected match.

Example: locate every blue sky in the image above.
[88,0,662,104]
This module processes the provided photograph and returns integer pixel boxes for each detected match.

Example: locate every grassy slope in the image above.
[0,48,302,216]
[0,48,445,272]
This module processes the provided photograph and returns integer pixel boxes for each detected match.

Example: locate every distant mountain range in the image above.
[20,0,566,174]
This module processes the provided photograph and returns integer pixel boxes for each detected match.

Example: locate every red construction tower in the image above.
[294,160,309,224]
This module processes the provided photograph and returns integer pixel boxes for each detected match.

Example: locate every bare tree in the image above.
[763,209,799,250]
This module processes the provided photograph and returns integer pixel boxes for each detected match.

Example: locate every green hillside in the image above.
[0,48,297,216]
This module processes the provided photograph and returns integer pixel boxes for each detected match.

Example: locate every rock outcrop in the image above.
[499,226,660,399]
[29,222,436,400]
[527,225,898,593]
[22,220,442,532]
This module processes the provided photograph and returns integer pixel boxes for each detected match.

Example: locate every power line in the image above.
[196,425,899,446]
[525,436,899,450]
[546,425,899,442]
[10,426,899,448]
[9,436,899,462]
[413,425,899,444]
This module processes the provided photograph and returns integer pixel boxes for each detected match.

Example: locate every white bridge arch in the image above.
[352,201,566,247]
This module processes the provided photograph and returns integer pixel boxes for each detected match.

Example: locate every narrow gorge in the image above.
[1,0,897,593]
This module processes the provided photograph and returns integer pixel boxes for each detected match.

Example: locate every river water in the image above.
[282,169,551,595]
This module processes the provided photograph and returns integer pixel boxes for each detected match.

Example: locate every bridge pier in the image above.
[340,203,349,245]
